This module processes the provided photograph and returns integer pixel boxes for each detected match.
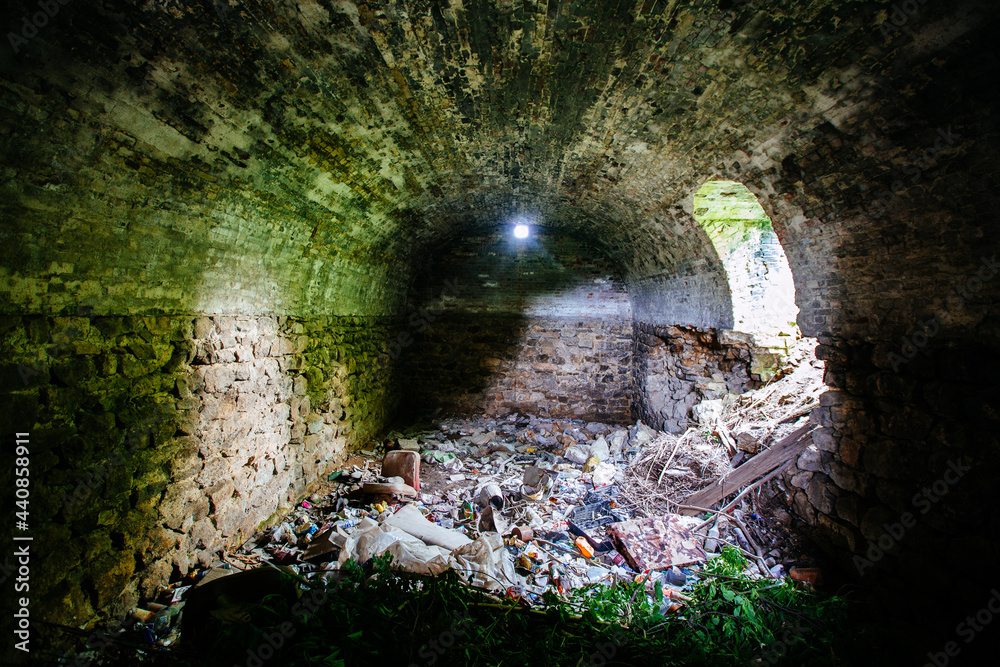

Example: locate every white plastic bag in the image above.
[590,437,610,462]
[564,444,592,464]
[592,462,616,487]
[385,540,451,576]
[448,533,521,592]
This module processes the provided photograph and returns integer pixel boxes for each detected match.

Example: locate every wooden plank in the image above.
[679,423,814,515]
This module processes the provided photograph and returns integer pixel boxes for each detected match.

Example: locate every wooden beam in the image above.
[679,423,815,516]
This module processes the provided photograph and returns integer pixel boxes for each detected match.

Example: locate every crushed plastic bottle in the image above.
[705,525,720,553]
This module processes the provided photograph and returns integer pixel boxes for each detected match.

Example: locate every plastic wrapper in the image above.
[448,533,522,592]
[385,539,451,576]
[564,444,592,464]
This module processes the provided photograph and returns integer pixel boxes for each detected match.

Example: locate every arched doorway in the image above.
[693,180,799,349]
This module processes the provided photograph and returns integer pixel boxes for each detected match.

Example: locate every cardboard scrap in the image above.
[607,514,705,571]
[361,482,418,497]
[302,528,347,561]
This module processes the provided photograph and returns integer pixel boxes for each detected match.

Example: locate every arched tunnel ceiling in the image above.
[0,0,995,327]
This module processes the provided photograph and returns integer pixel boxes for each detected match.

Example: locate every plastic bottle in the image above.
[549,562,564,593]
[705,526,720,553]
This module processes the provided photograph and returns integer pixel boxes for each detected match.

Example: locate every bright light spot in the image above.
[514,224,529,239]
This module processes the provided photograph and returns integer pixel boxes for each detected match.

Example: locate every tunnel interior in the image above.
[396,223,633,423]
[1,0,999,662]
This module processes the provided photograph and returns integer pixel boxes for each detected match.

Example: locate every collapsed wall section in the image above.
[632,324,761,433]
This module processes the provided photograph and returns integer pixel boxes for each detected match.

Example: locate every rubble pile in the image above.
[719,338,827,448]
[248,412,711,599]
[619,339,826,516]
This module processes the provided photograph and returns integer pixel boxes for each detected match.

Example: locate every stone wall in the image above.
[777,336,1000,638]
[396,226,633,423]
[0,314,398,627]
[632,323,761,433]
[397,315,632,423]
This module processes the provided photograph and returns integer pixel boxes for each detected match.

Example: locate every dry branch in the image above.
[618,340,825,519]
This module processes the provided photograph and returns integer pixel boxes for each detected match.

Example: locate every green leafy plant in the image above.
[78,550,868,666]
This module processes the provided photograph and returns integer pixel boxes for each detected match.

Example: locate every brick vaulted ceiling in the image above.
[0,0,997,340]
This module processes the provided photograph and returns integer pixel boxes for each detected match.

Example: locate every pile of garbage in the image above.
[65,346,830,659]
[125,413,818,647]
[239,414,715,600]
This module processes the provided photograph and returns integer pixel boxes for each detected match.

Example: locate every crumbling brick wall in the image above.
[632,323,759,433]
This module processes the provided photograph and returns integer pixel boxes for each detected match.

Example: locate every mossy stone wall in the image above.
[0,313,397,627]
